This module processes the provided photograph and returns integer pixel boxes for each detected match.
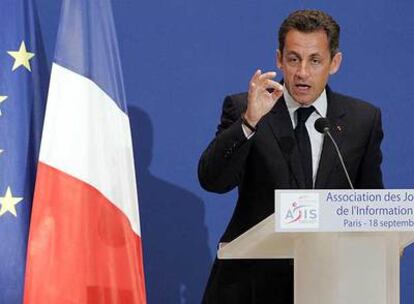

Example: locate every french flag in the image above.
[24,0,147,303]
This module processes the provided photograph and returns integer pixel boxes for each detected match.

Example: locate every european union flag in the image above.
[0,0,48,302]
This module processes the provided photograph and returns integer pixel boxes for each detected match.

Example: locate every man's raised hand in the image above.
[244,70,284,126]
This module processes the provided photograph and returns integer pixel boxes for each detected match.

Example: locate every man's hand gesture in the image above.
[244,70,284,127]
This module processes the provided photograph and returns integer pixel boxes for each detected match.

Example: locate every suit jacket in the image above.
[198,87,384,303]
[199,86,383,243]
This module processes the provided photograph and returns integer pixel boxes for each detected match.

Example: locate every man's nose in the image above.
[296,61,310,78]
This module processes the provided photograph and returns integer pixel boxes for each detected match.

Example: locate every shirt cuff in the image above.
[242,124,255,139]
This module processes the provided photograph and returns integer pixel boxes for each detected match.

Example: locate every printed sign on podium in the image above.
[275,189,414,232]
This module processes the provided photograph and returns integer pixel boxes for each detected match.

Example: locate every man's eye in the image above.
[288,57,299,63]
[311,59,321,65]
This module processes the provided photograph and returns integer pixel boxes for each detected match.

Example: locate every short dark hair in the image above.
[278,10,340,58]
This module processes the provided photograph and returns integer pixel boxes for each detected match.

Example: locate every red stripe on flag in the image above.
[24,162,146,303]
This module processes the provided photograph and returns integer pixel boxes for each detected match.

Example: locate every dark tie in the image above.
[295,106,315,189]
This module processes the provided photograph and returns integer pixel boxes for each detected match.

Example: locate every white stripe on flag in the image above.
[39,63,141,236]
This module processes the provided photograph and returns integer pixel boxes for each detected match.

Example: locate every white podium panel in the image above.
[218,213,414,304]
[294,233,398,304]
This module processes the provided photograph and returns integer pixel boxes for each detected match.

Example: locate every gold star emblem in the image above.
[7,41,35,71]
[0,96,8,116]
[0,187,23,217]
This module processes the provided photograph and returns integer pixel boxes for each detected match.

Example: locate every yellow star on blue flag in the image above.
[7,41,35,71]
[0,187,23,217]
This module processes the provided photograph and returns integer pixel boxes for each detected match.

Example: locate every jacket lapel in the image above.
[266,98,306,188]
[314,88,346,188]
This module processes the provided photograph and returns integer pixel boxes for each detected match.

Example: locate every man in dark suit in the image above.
[198,9,383,303]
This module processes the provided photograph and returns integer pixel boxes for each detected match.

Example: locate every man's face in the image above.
[277,29,342,105]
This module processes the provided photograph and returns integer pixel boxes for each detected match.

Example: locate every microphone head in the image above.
[314,117,330,134]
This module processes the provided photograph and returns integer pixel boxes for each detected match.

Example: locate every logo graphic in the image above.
[279,193,319,229]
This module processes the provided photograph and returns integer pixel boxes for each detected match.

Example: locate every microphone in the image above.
[314,117,330,134]
[314,118,354,189]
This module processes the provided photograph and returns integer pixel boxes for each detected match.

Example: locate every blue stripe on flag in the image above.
[54,0,127,112]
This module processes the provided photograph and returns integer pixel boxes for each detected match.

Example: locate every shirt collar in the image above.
[284,85,328,119]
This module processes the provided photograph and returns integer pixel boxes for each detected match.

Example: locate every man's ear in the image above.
[276,49,283,70]
[329,52,342,75]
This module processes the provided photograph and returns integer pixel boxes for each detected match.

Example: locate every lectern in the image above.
[218,190,414,304]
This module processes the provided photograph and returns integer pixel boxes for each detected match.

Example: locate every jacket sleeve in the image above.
[355,107,384,188]
[198,94,254,193]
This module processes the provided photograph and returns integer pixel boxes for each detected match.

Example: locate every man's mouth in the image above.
[295,83,311,93]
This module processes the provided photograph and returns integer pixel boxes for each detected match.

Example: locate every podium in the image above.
[218,190,414,304]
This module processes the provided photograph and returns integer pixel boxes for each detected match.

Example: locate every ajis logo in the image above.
[280,193,320,229]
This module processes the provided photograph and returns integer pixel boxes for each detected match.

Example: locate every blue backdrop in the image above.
[36,0,414,303]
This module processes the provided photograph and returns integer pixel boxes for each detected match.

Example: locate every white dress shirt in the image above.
[284,86,327,186]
